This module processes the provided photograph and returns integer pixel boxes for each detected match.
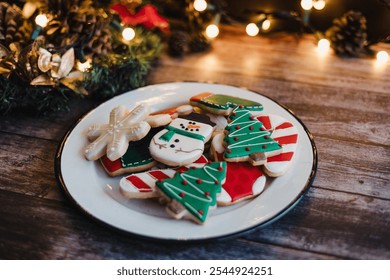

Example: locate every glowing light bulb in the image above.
[246,23,259,37]
[376,51,389,64]
[262,19,271,31]
[194,0,207,12]
[317,38,330,54]
[205,24,219,39]
[313,0,326,10]
[122,27,135,41]
[35,14,49,28]
[301,0,313,10]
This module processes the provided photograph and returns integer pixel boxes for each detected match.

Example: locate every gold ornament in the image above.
[31,47,88,95]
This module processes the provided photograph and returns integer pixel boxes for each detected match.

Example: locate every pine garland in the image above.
[0,1,164,115]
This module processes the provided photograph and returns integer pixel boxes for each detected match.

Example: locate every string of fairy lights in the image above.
[191,0,390,65]
[28,0,390,65]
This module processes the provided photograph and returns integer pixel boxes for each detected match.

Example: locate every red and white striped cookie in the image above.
[257,114,298,177]
[119,155,209,199]
[211,133,266,206]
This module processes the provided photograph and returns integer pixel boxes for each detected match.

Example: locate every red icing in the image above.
[190,92,213,102]
[223,161,264,202]
[275,122,293,130]
[149,170,171,181]
[126,176,152,192]
[267,152,294,162]
[259,116,272,130]
[215,148,264,202]
[100,156,123,173]
[274,134,298,145]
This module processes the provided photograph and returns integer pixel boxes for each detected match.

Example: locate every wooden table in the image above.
[1,26,389,259]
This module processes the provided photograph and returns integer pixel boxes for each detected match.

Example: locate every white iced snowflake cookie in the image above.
[149,114,215,166]
[84,104,152,161]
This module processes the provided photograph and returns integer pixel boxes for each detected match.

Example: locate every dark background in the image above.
[224,0,390,43]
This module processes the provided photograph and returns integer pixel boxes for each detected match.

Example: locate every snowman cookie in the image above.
[149,113,215,166]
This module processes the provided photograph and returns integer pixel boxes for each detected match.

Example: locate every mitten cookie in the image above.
[156,161,227,224]
[223,106,282,166]
[257,115,298,177]
[190,92,263,116]
[84,104,151,161]
[149,113,215,166]
[211,132,266,205]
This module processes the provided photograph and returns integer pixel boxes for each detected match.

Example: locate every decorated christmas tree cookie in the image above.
[156,161,227,224]
[190,92,264,116]
[223,106,282,166]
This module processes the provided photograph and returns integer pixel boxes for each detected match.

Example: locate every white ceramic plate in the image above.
[55,82,317,241]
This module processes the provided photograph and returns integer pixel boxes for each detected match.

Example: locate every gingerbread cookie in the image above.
[84,104,151,161]
[211,132,266,205]
[119,155,209,199]
[149,113,215,166]
[223,106,282,166]
[257,115,298,177]
[190,92,263,116]
[156,161,227,224]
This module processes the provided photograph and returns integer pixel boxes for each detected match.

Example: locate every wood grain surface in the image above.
[0,26,389,260]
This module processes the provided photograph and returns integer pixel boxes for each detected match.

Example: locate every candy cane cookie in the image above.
[256,114,298,177]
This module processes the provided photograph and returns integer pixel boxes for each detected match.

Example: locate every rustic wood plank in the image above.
[313,136,390,199]
[0,98,98,141]
[0,190,338,260]
[0,132,63,201]
[242,187,390,259]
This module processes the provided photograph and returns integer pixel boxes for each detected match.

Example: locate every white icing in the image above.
[149,117,213,166]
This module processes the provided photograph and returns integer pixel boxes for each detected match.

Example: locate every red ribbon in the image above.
[111,3,169,33]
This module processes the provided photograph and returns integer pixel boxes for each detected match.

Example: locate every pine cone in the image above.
[85,24,112,56]
[42,0,112,56]
[189,34,210,53]
[168,31,189,57]
[325,11,367,57]
[0,3,29,47]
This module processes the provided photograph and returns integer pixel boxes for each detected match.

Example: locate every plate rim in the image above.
[54,81,318,242]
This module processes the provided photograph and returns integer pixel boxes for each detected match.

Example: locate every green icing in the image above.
[223,107,281,159]
[202,94,263,111]
[159,125,205,142]
[120,127,161,168]
[156,162,227,223]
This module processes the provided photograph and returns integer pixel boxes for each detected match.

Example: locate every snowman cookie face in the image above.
[149,118,214,166]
